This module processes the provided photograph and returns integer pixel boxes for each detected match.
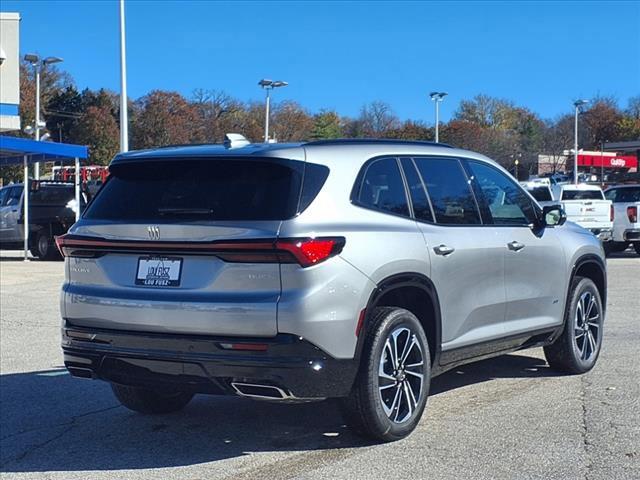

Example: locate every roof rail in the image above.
[303,138,453,148]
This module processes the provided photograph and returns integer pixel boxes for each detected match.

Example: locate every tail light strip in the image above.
[628,206,638,223]
[55,234,345,268]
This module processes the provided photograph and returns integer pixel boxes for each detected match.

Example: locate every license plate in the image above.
[135,257,183,287]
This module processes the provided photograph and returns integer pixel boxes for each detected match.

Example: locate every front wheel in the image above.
[544,277,604,374]
[341,307,431,442]
[111,383,194,414]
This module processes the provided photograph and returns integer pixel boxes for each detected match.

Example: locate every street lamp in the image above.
[259,79,288,142]
[573,99,589,184]
[429,91,447,143]
[24,53,63,179]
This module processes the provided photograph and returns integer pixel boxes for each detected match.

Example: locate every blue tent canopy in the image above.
[0,135,88,165]
[0,135,89,261]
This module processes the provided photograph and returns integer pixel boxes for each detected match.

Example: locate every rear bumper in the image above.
[61,322,358,399]
[623,229,640,242]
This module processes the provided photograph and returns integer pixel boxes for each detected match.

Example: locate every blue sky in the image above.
[3,1,639,123]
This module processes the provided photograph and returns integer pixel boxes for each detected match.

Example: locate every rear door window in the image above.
[414,157,481,225]
[355,157,410,217]
[84,159,317,222]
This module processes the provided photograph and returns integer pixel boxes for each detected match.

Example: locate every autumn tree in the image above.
[71,104,119,165]
[131,90,198,149]
[271,101,313,141]
[583,97,623,147]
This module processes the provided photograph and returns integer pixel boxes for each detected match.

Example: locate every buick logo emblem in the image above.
[147,226,160,240]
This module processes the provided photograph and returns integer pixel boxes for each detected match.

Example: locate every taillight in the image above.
[55,234,345,268]
[628,206,638,223]
[610,205,614,222]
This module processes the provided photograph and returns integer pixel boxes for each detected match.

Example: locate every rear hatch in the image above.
[61,157,322,337]
[561,189,612,228]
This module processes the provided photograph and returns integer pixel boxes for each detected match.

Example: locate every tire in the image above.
[634,243,640,256]
[31,231,59,261]
[603,241,628,257]
[340,307,431,442]
[111,383,194,414]
[544,277,604,374]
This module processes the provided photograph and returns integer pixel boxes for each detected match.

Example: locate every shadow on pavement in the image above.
[0,353,558,473]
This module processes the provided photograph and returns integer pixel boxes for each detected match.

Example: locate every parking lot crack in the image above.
[0,404,120,467]
[581,375,594,480]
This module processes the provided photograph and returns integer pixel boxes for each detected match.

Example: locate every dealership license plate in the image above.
[135,257,183,287]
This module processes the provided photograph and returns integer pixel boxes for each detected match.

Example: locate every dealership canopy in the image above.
[0,135,89,260]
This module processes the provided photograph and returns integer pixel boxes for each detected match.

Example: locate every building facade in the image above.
[0,12,20,132]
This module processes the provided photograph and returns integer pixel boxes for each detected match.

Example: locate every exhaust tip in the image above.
[231,382,290,400]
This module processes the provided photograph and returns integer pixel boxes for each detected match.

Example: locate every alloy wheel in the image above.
[574,291,601,362]
[378,327,424,424]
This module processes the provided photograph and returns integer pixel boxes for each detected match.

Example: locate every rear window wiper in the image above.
[157,207,214,216]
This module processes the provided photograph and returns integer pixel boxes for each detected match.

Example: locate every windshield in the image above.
[528,187,552,202]
[561,190,604,201]
[84,158,328,222]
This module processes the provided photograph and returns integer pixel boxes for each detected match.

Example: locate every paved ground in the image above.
[1,248,638,480]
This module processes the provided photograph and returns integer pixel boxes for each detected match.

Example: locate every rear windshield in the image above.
[610,187,640,202]
[561,190,604,201]
[30,186,75,205]
[528,187,552,202]
[84,158,328,222]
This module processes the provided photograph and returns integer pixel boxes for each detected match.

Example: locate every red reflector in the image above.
[219,343,268,352]
[276,237,345,267]
[355,309,367,337]
[628,206,638,223]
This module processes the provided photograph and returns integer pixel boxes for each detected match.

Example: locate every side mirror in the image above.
[542,205,566,227]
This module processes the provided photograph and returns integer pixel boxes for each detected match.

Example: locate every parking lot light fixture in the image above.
[23,53,64,179]
[573,99,589,184]
[259,79,288,142]
[429,92,448,142]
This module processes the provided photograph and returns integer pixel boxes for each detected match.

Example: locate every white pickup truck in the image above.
[556,184,613,243]
[604,184,640,256]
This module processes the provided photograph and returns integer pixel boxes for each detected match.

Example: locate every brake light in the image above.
[610,204,614,222]
[55,234,345,267]
[628,206,638,223]
[276,238,344,267]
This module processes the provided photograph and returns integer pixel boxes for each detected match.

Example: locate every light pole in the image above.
[119,0,129,152]
[573,99,589,184]
[429,91,447,142]
[24,54,63,179]
[259,79,288,142]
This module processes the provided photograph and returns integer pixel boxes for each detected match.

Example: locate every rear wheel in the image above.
[544,277,603,374]
[30,231,59,260]
[634,243,640,256]
[111,383,194,414]
[341,307,431,442]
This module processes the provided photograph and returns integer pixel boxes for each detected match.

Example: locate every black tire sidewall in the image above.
[362,308,431,441]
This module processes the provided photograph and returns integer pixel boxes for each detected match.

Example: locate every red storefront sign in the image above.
[577,153,638,169]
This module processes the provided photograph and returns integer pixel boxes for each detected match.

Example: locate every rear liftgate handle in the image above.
[433,244,455,256]
[507,241,526,252]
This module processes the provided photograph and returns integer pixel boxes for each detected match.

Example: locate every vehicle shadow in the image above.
[0,353,558,473]
[607,248,639,259]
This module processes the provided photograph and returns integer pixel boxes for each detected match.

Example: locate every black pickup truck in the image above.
[0,181,87,260]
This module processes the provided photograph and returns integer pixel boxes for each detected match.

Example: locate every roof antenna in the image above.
[224,133,250,149]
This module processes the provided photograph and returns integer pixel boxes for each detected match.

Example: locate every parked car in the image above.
[554,184,613,243]
[604,184,640,256]
[0,181,86,259]
[58,139,607,442]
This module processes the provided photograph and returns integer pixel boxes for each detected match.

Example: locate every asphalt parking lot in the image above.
[1,249,638,480]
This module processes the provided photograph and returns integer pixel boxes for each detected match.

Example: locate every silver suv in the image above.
[59,139,606,441]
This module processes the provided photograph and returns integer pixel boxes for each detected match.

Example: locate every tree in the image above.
[131,90,198,149]
[45,85,83,143]
[71,104,119,165]
[310,110,342,139]
[271,101,313,141]
[455,94,515,129]
[191,89,242,143]
[583,97,623,147]
[357,101,400,137]
[385,120,433,140]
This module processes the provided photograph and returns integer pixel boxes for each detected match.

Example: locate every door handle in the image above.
[507,241,525,252]
[433,244,455,256]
